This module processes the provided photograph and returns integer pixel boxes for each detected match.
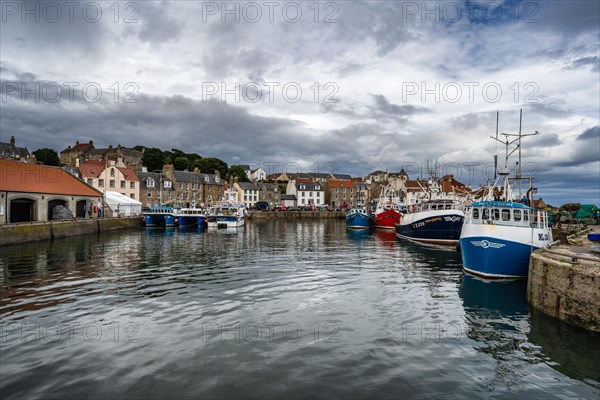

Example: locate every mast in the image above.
[518,108,523,199]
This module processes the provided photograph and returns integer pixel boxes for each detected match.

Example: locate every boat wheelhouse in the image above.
[143,206,176,227]
[175,208,207,228]
[460,201,552,278]
[395,199,464,245]
[346,208,373,229]
[206,204,246,229]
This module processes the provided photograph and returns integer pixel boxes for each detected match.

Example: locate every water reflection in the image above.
[459,274,531,391]
[528,308,600,386]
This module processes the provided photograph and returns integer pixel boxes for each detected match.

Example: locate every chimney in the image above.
[10,136,15,146]
[76,140,79,145]
[89,140,94,146]
[194,167,200,174]
[75,158,80,167]
[215,170,220,178]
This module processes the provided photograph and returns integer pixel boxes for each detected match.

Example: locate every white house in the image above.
[286,181,324,206]
[234,181,259,209]
[248,167,267,182]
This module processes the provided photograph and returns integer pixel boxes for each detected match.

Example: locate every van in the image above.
[255,201,269,211]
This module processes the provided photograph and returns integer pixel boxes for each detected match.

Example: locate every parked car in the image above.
[274,204,287,211]
[303,204,316,211]
[255,201,270,211]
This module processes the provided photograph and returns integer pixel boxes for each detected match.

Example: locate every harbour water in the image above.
[1,220,599,399]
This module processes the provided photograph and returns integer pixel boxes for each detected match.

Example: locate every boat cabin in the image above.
[411,200,460,213]
[465,201,549,229]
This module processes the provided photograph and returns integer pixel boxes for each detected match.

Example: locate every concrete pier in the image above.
[0,217,142,246]
[528,226,600,332]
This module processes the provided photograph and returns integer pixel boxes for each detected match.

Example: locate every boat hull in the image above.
[374,209,401,230]
[177,215,207,227]
[460,223,552,279]
[207,216,245,229]
[346,212,373,229]
[144,213,176,227]
[395,210,464,245]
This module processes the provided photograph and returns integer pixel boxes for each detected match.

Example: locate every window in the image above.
[187,183,190,190]
[147,191,152,198]
[482,208,490,220]
[120,180,126,188]
[302,192,306,197]
[186,192,190,199]
[130,182,135,189]
[130,194,135,199]
[310,192,313,197]
[523,210,529,221]
[317,192,320,197]
[147,178,155,188]
[164,181,172,188]
[87,178,93,185]
[110,180,115,188]
[99,179,104,188]
[473,208,480,219]
[110,168,115,177]
[502,209,510,221]
[336,188,339,193]
[244,195,247,201]
[514,209,521,221]
[204,175,210,183]
[492,209,500,220]
[167,192,172,199]
[180,182,184,189]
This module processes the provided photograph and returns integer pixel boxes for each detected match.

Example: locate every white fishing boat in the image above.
[460,110,553,278]
[206,203,246,228]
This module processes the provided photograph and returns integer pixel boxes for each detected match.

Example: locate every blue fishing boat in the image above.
[346,208,373,229]
[175,208,207,228]
[143,206,176,227]
[459,111,553,279]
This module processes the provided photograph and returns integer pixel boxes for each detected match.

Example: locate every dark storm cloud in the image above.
[371,94,431,118]
[577,126,599,141]
[555,126,599,167]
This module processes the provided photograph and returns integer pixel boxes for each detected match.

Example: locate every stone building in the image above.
[257,182,280,208]
[60,141,143,170]
[327,180,357,208]
[0,136,35,163]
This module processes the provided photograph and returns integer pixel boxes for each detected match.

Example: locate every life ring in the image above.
[93,205,98,213]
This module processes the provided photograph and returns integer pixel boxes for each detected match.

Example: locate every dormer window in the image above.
[215,177,220,183]
[147,178,155,188]
[110,168,115,177]
[204,175,210,182]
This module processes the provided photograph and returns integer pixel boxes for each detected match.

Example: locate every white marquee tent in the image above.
[104,192,142,217]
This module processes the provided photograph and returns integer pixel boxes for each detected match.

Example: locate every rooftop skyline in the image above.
[1,0,598,205]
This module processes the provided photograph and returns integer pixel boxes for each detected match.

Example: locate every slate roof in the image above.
[296,182,323,191]
[237,182,259,190]
[0,142,29,159]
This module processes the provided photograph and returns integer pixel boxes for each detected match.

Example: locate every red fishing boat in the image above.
[373,187,402,229]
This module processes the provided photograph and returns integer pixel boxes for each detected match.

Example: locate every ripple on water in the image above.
[1,221,599,399]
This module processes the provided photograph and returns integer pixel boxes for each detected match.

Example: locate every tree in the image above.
[33,148,60,166]
[173,156,191,171]
[193,157,228,177]
[141,147,165,171]
[227,165,250,182]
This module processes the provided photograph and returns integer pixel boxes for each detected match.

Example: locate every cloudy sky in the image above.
[1,0,598,205]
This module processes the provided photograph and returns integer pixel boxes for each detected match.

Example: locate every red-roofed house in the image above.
[78,159,140,200]
[0,159,102,224]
